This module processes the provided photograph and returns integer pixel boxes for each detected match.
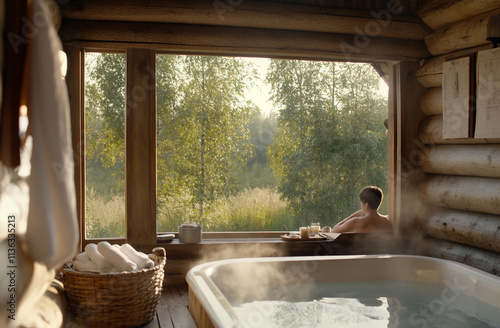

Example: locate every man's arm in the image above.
[336,209,363,226]
[332,217,361,233]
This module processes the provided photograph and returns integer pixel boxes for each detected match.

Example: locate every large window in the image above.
[155,54,388,233]
[84,51,126,238]
[80,50,388,238]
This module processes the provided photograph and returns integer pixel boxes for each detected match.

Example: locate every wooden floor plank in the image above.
[141,314,160,328]
[176,285,190,306]
[164,285,198,328]
[157,289,175,328]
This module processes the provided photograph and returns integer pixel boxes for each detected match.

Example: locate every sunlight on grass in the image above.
[86,187,293,237]
[157,187,291,232]
[207,187,290,231]
[85,188,125,238]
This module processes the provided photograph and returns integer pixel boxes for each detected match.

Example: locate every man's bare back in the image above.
[332,186,391,233]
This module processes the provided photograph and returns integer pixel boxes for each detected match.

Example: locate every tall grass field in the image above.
[85,187,296,238]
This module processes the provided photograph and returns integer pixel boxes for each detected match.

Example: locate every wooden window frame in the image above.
[66,45,403,249]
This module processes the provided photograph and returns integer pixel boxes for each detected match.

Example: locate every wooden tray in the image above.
[281,234,327,241]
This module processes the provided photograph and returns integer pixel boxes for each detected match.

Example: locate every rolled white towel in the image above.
[85,243,114,272]
[97,241,137,272]
[119,244,155,270]
[73,259,99,272]
[75,252,90,262]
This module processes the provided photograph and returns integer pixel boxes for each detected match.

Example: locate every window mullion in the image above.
[126,49,157,245]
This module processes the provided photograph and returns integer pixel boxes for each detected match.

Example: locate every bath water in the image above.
[232,281,500,328]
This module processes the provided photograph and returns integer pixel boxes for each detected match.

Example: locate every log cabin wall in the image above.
[414,0,500,276]
[58,0,500,281]
[59,0,431,284]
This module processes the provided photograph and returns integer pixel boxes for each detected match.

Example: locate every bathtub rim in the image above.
[186,254,500,328]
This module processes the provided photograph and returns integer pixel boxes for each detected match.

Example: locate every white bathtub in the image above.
[186,255,500,328]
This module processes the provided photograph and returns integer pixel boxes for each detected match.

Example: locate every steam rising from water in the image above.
[209,260,318,306]
[196,244,318,306]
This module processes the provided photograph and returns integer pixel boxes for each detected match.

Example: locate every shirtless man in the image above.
[332,186,391,233]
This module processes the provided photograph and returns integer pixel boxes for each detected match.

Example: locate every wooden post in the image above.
[64,45,84,251]
[387,64,397,233]
[390,62,427,235]
[126,49,157,245]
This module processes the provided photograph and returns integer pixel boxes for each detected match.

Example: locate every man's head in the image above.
[359,186,383,210]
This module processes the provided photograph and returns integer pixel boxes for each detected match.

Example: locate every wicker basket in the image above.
[62,247,166,328]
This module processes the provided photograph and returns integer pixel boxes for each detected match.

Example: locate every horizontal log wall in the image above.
[416,0,500,30]
[424,8,500,56]
[421,208,500,253]
[419,115,500,145]
[60,0,430,40]
[418,237,500,276]
[415,1,500,276]
[58,1,430,62]
[420,145,500,178]
[59,20,429,63]
[419,176,500,215]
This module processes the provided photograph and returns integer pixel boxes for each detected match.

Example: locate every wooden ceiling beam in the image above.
[59,20,430,62]
[60,0,431,41]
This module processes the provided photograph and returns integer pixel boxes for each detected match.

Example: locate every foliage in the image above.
[267,61,388,224]
[84,53,126,172]
[84,53,126,236]
[247,109,278,168]
[84,53,388,236]
[85,188,125,238]
[157,187,290,232]
[156,55,258,223]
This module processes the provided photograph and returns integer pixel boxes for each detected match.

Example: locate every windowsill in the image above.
[154,232,394,245]
[82,231,395,246]
[160,231,293,240]
[83,231,316,245]
[157,237,333,245]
